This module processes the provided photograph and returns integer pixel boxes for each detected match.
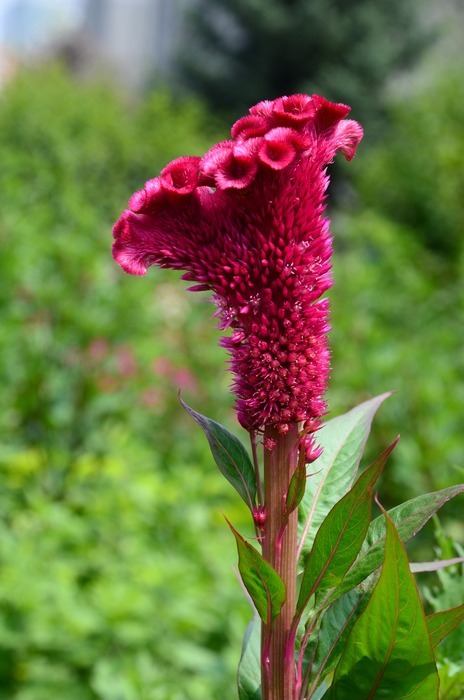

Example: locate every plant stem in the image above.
[262,423,300,700]
[250,430,263,506]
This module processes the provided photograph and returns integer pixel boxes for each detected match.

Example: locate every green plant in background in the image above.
[425,519,464,699]
[0,439,250,700]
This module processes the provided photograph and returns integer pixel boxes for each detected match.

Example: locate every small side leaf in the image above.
[181,398,257,510]
[329,508,440,699]
[427,603,464,649]
[228,520,286,624]
[296,440,397,617]
[322,484,464,607]
[238,616,262,700]
[298,393,391,557]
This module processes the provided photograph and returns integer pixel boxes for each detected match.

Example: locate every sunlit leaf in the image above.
[181,398,257,510]
[322,484,464,607]
[312,680,329,699]
[296,441,396,617]
[298,393,391,558]
[328,509,440,699]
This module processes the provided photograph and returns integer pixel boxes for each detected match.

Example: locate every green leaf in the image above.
[298,393,391,558]
[328,509,440,699]
[181,398,257,510]
[228,521,286,624]
[305,590,369,697]
[427,603,464,649]
[296,441,396,616]
[286,458,307,515]
[238,617,262,700]
[312,681,329,699]
[322,484,464,607]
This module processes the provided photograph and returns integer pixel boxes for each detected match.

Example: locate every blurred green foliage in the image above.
[330,211,464,503]
[0,64,463,698]
[0,445,248,700]
[424,519,464,699]
[354,72,464,258]
[331,70,464,509]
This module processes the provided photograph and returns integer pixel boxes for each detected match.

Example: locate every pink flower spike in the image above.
[113,210,150,275]
[328,119,364,161]
[129,178,162,213]
[200,140,234,182]
[160,156,201,196]
[233,137,262,159]
[128,188,147,213]
[273,94,316,125]
[186,283,210,292]
[301,433,324,463]
[112,93,363,432]
[267,126,312,151]
[312,95,351,130]
[214,140,260,190]
[258,128,296,170]
[252,505,267,529]
[249,99,275,119]
[231,114,269,140]
[264,437,277,451]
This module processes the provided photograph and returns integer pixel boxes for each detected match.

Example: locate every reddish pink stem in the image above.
[261,424,300,700]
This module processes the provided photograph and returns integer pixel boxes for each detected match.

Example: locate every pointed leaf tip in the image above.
[180,397,257,510]
[328,483,464,606]
[427,603,464,649]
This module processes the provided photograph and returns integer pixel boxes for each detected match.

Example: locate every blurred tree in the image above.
[177,0,431,138]
[352,69,464,259]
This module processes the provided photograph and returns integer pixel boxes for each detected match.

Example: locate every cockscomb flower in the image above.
[113,94,363,442]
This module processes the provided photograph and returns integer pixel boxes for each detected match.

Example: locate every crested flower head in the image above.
[113,94,363,438]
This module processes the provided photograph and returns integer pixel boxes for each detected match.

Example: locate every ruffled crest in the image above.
[112,94,363,434]
[160,156,201,195]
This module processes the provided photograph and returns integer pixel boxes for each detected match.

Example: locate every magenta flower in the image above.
[113,94,362,444]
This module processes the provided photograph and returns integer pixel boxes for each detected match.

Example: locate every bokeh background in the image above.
[0,1,463,698]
